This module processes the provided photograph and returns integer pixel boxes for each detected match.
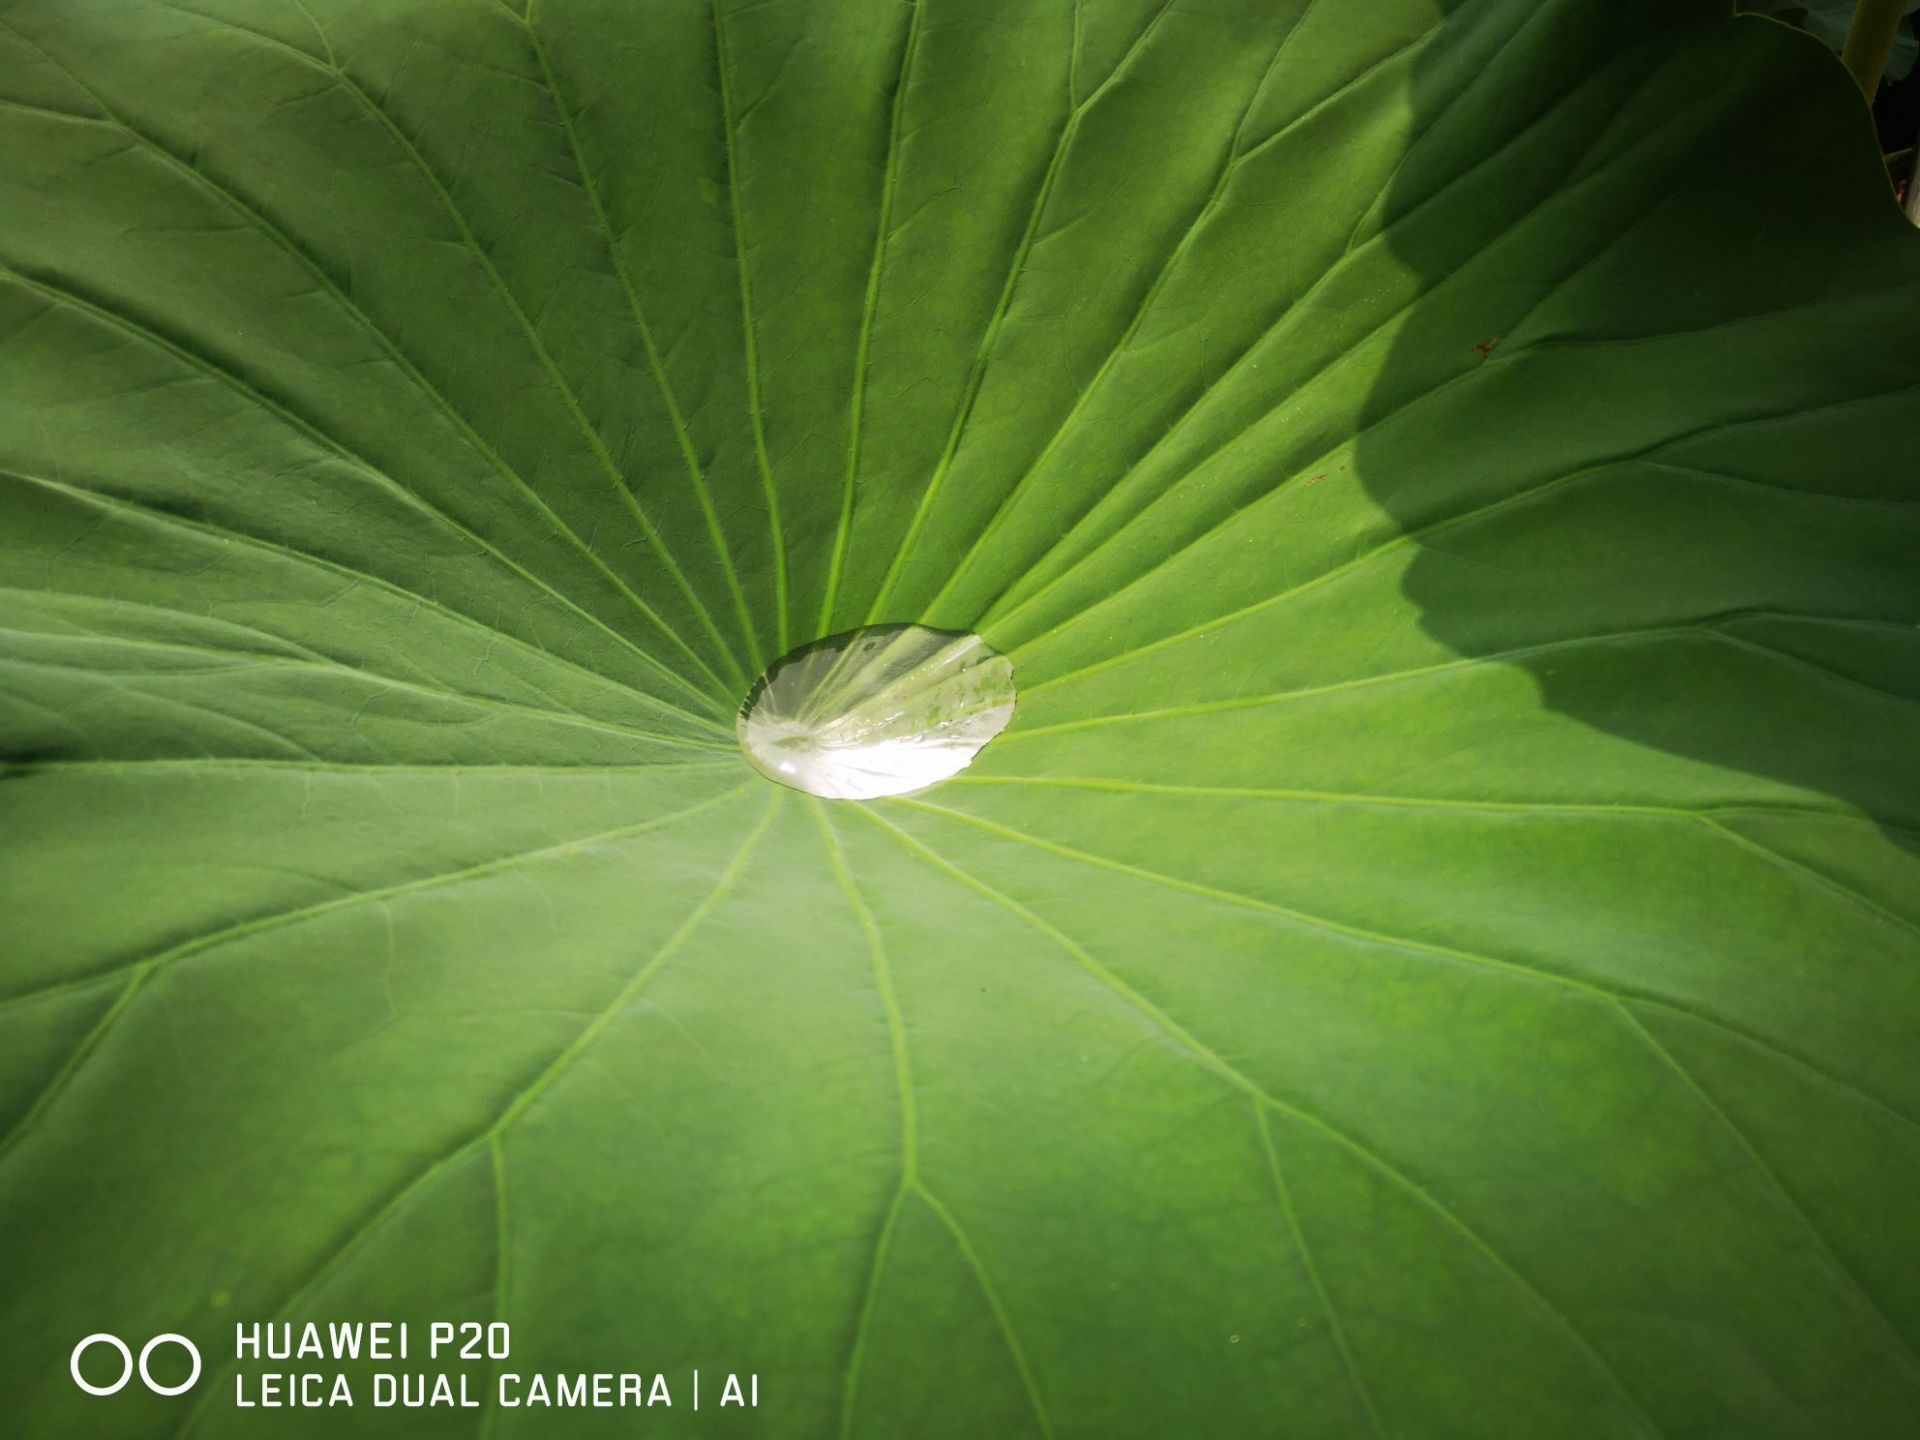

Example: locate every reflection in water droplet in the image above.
[737,625,1015,800]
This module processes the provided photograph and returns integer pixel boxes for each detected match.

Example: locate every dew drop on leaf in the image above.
[737,625,1015,800]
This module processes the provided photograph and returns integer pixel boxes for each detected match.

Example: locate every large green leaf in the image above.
[4,0,1919,1435]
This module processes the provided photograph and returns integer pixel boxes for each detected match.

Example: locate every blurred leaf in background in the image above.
[1742,0,1920,81]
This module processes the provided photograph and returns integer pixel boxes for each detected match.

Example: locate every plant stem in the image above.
[1842,0,1909,97]
[1905,132,1920,224]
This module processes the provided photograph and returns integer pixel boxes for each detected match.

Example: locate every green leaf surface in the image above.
[3,0,1919,1435]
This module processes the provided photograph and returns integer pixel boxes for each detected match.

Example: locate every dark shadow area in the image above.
[1355,0,1920,854]
[1871,12,1920,156]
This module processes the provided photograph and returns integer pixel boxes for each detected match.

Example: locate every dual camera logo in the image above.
[70,1333,202,1397]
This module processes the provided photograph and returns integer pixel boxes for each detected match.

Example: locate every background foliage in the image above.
[1741,0,1920,82]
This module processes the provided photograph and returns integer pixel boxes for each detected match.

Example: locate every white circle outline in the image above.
[70,1334,133,1396]
[138,1334,201,1396]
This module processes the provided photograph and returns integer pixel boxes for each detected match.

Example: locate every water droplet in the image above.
[737,624,1015,800]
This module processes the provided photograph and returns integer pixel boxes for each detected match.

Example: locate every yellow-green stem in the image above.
[1842,0,1909,97]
